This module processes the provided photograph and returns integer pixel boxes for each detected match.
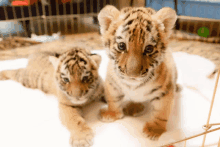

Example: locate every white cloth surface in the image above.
[0,50,220,147]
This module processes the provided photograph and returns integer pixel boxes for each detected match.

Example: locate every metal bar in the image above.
[103,0,106,7]
[179,8,185,30]
[35,2,42,35]
[217,23,220,38]
[63,2,68,34]
[193,6,201,34]
[90,0,94,32]
[218,137,220,147]
[48,0,54,35]
[20,6,28,37]
[200,5,209,37]
[161,126,220,147]
[178,15,220,23]
[184,140,186,147]
[12,5,20,36]
[27,2,35,35]
[90,0,93,13]
[174,0,178,14]
[77,0,81,33]
[209,8,217,38]
[55,0,61,32]
[130,0,133,6]
[110,0,113,5]
[186,4,193,32]
[201,69,220,147]
[84,0,87,32]
[41,1,48,35]
[0,13,96,22]
[70,0,74,33]
[203,123,220,128]
[97,0,100,12]
[174,0,179,30]
[3,5,11,38]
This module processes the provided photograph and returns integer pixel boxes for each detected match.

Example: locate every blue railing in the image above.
[146,0,220,19]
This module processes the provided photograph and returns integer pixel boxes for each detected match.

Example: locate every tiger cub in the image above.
[0,48,104,147]
[98,5,179,140]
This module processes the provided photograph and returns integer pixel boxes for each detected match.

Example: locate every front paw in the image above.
[98,106,124,122]
[123,102,145,117]
[70,128,94,147]
[143,122,166,141]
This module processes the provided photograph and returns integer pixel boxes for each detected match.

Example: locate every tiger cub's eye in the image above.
[144,45,154,54]
[63,78,69,83]
[118,42,126,51]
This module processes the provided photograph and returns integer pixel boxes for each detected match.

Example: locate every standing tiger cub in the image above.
[98,5,179,140]
[0,48,104,147]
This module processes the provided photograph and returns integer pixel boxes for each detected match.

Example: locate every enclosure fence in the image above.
[0,0,220,38]
[0,0,220,146]
[0,0,116,37]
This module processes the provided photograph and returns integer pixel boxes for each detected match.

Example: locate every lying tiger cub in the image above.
[0,48,104,147]
[98,5,180,140]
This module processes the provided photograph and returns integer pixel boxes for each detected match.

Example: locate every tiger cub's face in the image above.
[49,48,101,103]
[98,6,177,80]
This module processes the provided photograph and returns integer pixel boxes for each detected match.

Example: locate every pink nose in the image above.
[126,56,142,77]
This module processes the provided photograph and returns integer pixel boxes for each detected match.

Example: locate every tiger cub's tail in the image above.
[171,30,220,43]
[0,69,25,84]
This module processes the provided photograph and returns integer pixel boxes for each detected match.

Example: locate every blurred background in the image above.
[0,0,219,38]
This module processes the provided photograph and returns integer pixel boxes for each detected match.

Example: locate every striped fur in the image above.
[98,5,180,140]
[0,48,104,147]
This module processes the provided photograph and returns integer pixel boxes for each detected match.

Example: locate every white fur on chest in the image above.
[122,81,159,102]
[108,63,162,103]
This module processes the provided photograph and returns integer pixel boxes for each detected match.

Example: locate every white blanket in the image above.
[0,50,220,147]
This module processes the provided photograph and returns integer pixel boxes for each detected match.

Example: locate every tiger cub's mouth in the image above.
[116,67,155,85]
[116,67,151,80]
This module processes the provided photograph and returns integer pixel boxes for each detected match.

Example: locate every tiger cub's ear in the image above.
[49,56,59,69]
[152,7,177,37]
[98,5,120,35]
[90,53,102,69]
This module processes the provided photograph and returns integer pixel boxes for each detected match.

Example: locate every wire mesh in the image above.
[0,0,114,38]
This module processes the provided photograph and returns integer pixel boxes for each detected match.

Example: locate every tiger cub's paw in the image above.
[98,106,124,122]
[0,71,8,80]
[143,122,166,141]
[123,102,145,117]
[70,128,94,147]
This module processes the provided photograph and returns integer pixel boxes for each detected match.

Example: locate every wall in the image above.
[146,0,220,19]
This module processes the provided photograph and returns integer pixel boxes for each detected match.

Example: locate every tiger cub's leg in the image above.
[99,80,124,122]
[123,102,145,117]
[0,70,10,80]
[0,69,24,81]
[143,86,175,140]
[59,103,93,147]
